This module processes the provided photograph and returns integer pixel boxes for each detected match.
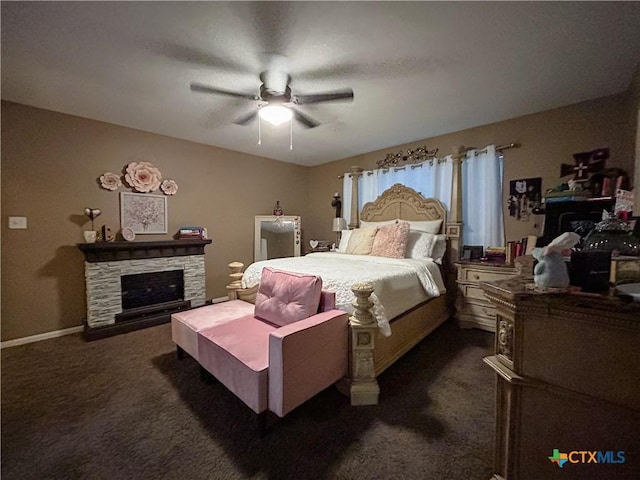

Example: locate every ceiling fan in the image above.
[190,67,354,129]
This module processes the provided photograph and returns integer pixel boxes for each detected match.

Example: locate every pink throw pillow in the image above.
[371,221,410,258]
[254,267,323,327]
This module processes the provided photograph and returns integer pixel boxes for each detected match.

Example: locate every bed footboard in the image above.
[227,262,381,405]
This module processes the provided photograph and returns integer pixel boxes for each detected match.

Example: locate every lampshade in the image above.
[259,105,293,126]
[332,217,346,232]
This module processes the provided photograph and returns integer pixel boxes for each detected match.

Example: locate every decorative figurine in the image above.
[532,232,580,289]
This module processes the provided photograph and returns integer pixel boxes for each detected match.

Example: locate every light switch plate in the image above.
[8,216,28,229]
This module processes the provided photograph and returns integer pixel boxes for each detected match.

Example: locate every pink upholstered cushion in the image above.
[171,300,255,360]
[370,221,410,258]
[254,267,323,327]
[198,315,276,413]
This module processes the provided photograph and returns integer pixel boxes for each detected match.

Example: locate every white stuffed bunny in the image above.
[532,232,580,288]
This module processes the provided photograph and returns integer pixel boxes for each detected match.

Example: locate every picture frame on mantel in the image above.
[120,192,167,234]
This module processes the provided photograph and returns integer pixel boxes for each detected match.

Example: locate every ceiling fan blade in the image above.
[190,83,260,101]
[153,42,253,75]
[292,109,320,129]
[233,110,258,126]
[292,89,354,105]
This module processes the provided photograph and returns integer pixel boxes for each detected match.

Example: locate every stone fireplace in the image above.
[78,239,212,340]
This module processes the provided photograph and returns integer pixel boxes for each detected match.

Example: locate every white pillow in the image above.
[405,219,443,234]
[430,235,447,264]
[359,219,398,228]
[337,230,352,252]
[406,231,447,263]
[345,226,378,255]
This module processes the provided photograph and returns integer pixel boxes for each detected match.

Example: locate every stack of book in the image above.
[175,226,206,240]
[485,246,506,263]
[506,235,537,263]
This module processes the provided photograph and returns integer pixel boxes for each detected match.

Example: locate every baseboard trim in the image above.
[1,325,84,349]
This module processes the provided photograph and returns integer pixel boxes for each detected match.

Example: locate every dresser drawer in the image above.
[459,284,488,301]
[462,268,513,283]
[462,301,496,320]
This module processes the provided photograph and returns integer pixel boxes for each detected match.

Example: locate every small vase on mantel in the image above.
[273,201,283,216]
[83,230,97,243]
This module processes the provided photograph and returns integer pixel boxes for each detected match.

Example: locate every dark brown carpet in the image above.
[1,319,495,480]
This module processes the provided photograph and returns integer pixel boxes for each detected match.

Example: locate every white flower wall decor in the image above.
[97,161,179,196]
[124,161,162,193]
[99,172,122,191]
[161,179,178,195]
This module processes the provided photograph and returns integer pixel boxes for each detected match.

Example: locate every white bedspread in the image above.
[241,252,446,336]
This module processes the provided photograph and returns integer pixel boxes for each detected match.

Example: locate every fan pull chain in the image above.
[258,114,262,145]
[289,118,293,150]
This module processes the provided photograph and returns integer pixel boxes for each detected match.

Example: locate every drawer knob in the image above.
[473,274,480,280]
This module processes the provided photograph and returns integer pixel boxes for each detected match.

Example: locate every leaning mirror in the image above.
[254,215,301,261]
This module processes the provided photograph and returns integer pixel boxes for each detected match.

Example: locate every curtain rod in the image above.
[338,142,521,178]
[468,142,521,156]
[497,142,521,152]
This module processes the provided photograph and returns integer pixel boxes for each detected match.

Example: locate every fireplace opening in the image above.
[122,270,184,309]
[117,270,190,323]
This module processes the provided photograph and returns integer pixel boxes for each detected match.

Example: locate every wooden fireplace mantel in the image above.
[77,239,212,263]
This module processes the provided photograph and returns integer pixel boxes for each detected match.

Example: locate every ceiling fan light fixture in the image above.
[259,105,293,126]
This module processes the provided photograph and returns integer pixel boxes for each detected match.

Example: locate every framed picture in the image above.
[120,192,167,234]
[462,245,484,261]
[508,177,542,221]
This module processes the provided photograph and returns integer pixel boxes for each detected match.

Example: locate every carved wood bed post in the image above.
[446,146,466,265]
[226,261,244,300]
[348,166,364,229]
[347,282,380,405]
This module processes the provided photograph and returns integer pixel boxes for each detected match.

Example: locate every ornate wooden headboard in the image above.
[360,184,447,233]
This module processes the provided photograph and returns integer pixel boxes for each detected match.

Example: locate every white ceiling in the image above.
[2,2,640,167]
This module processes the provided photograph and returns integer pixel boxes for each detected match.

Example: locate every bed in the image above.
[227,180,463,405]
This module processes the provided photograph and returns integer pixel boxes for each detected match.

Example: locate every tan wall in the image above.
[1,102,309,341]
[2,92,636,342]
[307,92,636,246]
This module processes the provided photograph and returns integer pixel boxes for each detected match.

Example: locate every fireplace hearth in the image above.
[78,239,212,340]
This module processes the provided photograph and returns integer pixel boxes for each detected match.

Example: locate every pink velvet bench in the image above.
[172,267,349,435]
[171,300,254,362]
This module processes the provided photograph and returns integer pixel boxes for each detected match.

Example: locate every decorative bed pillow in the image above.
[336,230,352,253]
[360,219,398,228]
[430,234,447,264]
[371,221,410,258]
[405,219,443,234]
[345,226,378,255]
[254,267,323,327]
[406,231,447,263]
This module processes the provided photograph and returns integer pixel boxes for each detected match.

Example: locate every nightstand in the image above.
[454,260,519,332]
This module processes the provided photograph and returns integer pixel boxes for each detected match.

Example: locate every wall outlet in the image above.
[8,216,27,229]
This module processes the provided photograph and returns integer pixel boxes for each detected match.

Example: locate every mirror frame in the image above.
[254,215,301,262]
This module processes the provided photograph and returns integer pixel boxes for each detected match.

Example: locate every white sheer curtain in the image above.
[461,145,505,247]
[343,158,453,223]
[342,145,503,248]
[342,175,352,227]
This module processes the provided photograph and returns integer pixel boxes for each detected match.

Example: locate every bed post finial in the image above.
[226,262,245,300]
[346,282,380,405]
[349,166,363,229]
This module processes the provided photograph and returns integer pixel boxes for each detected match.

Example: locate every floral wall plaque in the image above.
[120,192,167,234]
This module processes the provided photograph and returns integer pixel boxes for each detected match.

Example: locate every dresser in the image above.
[480,276,640,480]
[454,260,526,331]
